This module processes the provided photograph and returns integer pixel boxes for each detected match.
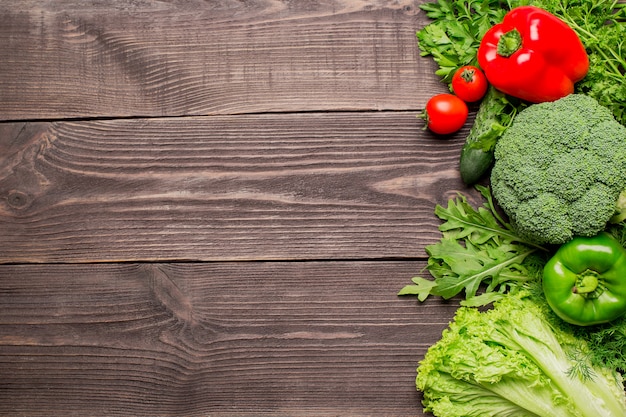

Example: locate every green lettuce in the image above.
[417,292,626,416]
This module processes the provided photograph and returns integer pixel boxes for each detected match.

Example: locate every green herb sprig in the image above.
[399,186,547,306]
[416,0,510,84]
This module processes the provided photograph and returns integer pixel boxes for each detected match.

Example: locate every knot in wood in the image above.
[7,190,31,209]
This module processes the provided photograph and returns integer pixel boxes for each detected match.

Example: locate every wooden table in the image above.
[0,1,480,415]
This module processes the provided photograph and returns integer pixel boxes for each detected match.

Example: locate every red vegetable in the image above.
[423,94,468,135]
[451,66,488,102]
[477,6,589,103]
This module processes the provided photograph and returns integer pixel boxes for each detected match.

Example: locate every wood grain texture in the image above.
[0,114,482,264]
[0,261,459,416]
[0,0,444,120]
[0,1,476,415]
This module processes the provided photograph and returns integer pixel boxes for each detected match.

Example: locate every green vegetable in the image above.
[398,186,546,305]
[417,291,626,417]
[574,222,626,373]
[416,0,507,83]
[458,86,522,185]
[490,94,626,245]
[543,232,626,326]
[574,313,626,374]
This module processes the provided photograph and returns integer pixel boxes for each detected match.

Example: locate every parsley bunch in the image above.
[416,0,510,83]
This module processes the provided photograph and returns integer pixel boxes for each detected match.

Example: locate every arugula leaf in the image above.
[399,187,546,305]
[459,291,504,307]
[426,237,536,299]
[397,276,438,302]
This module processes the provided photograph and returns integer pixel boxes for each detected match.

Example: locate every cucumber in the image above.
[459,144,494,185]
[459,86,521,185]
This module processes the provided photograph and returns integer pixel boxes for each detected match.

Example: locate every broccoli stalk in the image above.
[417,292,626,416]
[611,190,626,224]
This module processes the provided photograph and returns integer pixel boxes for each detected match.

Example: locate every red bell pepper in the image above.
[477,6,589,103]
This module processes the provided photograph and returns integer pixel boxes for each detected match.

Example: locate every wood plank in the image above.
[0,113,482,264]
[0,260,458,416]
[0,0,445,120]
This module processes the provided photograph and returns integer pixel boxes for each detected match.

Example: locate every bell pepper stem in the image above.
[573,270,600,295]
[497,29,523,58]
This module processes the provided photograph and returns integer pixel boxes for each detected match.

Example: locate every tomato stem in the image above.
[460,68,475,83]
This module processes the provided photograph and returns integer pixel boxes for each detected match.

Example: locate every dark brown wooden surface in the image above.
[0,262,461,416]
[0,1,478,415]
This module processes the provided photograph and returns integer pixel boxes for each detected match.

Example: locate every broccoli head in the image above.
[490,94,626,245]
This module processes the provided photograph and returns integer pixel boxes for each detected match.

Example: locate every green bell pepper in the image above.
[543,233,626,326]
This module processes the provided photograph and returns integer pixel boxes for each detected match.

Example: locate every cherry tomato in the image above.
[423,94,468,135]
[451,65,488,102]
[452,65,488,103]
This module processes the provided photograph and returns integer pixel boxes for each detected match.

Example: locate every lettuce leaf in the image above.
[417,292,626,416]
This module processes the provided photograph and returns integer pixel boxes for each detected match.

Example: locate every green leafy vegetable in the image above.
[416,0,509,83]
[398,186,546,305]
[418,291,626,417]
[574,315,626,373]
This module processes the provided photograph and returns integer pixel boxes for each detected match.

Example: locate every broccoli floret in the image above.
[510,193,572,244]
[491,94,626,245]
